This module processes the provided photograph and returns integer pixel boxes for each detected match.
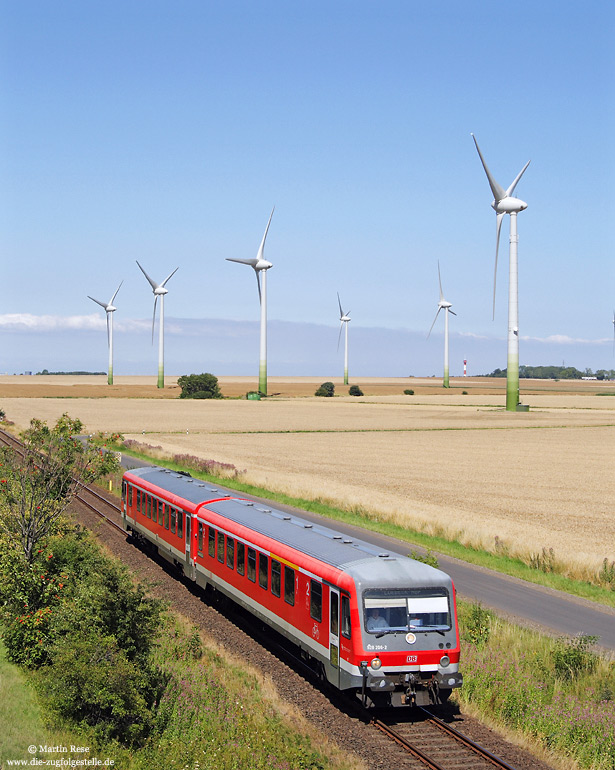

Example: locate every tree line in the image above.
[483,365,615,380]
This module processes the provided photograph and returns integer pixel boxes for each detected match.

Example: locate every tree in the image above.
[349,385,363,396]
[0,414,119,563]
[315,381,335,397]
[177,373,222,399]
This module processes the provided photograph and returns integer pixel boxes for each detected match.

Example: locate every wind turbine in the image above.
[136,261,178,389]
[87,281,122,385]
[226,207,275,396]
[427,262,456,388]
[472,133,530,411]
[337,293,351,385]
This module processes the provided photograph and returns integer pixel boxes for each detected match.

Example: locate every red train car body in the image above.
[122,466,462,707]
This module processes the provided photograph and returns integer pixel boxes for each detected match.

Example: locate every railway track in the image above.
[0,427,523,769]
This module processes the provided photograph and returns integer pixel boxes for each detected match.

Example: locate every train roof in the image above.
[125,465,452,588]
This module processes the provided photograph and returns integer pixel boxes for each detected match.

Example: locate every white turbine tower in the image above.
[87,281,122,385]
[337,293,351,385]
[427,262,456,388]
[226,207,275,396]
[472,134,530,412]
[136,261,178,389]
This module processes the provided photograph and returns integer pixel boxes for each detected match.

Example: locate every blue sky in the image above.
[1,1,614,377]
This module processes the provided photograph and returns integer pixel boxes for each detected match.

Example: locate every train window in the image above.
[217,531,224,563]
[284,566,295,605]
[247,548,256,582]
[341,595,351,639]
[271,560,281,597]
[330,592,339,636]
[208,528,216,558]
[197,522,204,556]
[136,489,141,512]
[121,481,126,502]
[226,537,234,569]
[171,508,176,534]
[128,486,133,507]
[310,580,322,623]
[178,510,183,539]
[363,589,450,634]
[154,499,160,524]
[184,513,190,541]
[258,553,268,590]
[164,504,169,530]
[237,542,245,575]
[146,495,151,519]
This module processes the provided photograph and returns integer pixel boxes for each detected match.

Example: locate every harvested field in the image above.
[1,375,614,573]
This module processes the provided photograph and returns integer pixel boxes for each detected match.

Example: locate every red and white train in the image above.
[122,465,462,707]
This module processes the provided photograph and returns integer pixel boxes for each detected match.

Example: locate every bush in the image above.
[552,634,599,681]
[315,381,335,397]
[177,373,222,399]
[462,602,492,647]
[403,389,414,395]
[409,549,439,568]
[349,385,363,396]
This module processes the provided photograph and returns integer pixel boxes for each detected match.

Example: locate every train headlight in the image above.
[370,657,382,670]
[439,654,451,667]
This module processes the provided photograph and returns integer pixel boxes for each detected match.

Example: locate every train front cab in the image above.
[346,570,463,707]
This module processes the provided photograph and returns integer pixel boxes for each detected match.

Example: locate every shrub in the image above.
[529,546,557,573]
[177,373,222,399]
[462,602,492,647]
[315,381,335,397]
[403,389,414,395]
[552,634,599,681]
[462,390,468,395]
[409,549,439,568]
[348,385,363,396]
[598,558,615,589]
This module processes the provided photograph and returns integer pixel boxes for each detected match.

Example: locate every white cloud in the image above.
[521,334,610,346]
[0,313,104,331]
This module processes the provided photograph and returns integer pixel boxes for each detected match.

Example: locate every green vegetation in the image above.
[0,530,353,769]
[35,369,106,375]
[484,365,615,380]
[177,372,223,399]
[348,385,363,396]
[456,601,615,769]
[0,414,118,562]
[315,381,335,397]
[403,388,414,395]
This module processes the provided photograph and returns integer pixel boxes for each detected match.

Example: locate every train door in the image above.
[328,588,341,688]
[184,513,194,579]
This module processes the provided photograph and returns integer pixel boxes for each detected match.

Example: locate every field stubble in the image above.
[1,377,614,574]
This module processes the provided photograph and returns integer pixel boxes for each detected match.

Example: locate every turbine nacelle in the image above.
[492,197,528,215]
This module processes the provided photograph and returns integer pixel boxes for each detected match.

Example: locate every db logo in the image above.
[406,655,418,663]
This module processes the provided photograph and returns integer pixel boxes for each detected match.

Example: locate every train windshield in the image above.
[363,589,450,634]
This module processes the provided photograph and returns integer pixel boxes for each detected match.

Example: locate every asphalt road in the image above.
[121,454,615,651]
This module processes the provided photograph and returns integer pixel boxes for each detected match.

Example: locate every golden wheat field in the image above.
[1,375,614,573]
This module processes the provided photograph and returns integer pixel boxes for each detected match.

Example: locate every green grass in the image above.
[455,600,615,770]
[108,441,615,608]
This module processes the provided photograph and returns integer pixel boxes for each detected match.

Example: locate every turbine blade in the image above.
[471,134,506,202]
[160,266,179,288]
[337,321,344,351]
[493,213,505,320]
[337,291,343,319]
[256,206,275,262]
[449,309,457,316]
[151,297,158,344]
[109,280,123,305]
[437,261,444,302]
[427,308,441,338]
[255,270,262,304]
[506,160,531,198]
[226,257,258,266]
[88,295,107,309]
[136,260,159,291]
